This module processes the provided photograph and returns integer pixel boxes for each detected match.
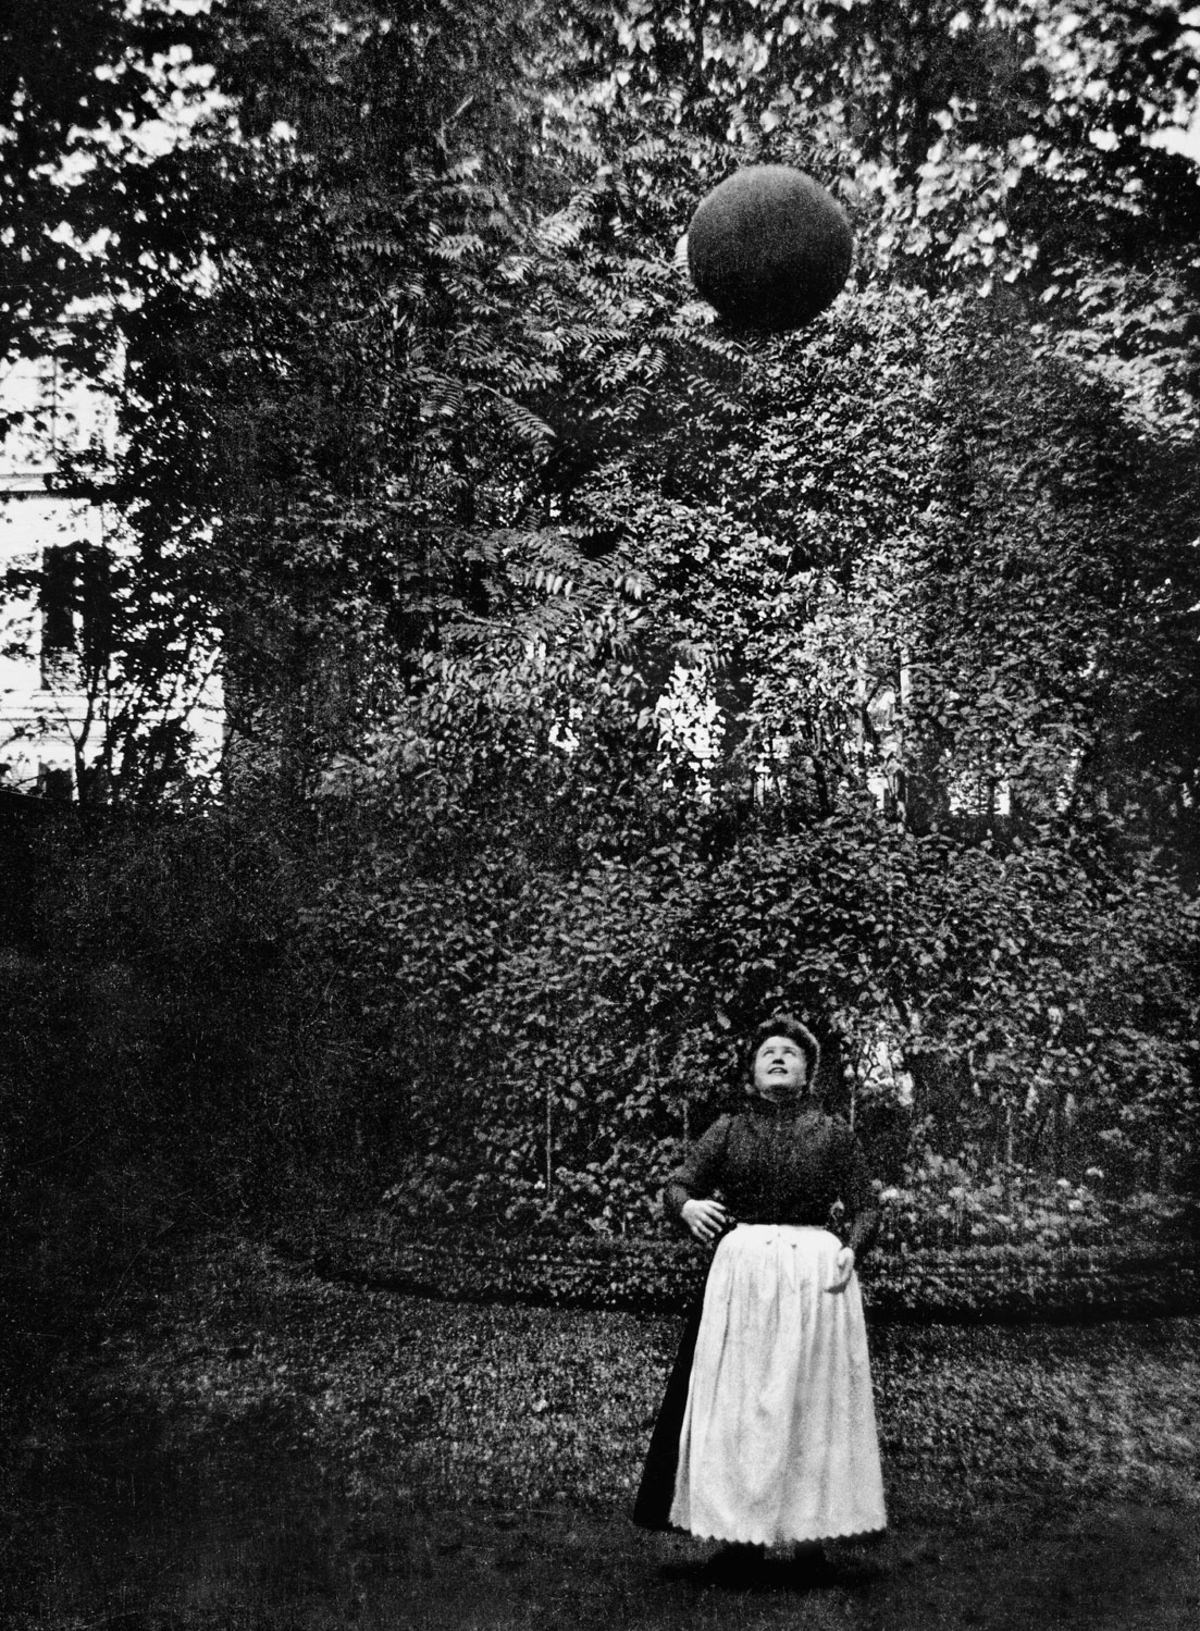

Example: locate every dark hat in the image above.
[748,1013,821,1086]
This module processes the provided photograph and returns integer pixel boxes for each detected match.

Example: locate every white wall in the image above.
[1,353,107,791]
[0,347,222,796]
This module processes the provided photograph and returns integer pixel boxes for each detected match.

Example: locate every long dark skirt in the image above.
[632,1286,706,1530]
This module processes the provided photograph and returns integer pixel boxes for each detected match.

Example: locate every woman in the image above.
[634,1014,886,1556]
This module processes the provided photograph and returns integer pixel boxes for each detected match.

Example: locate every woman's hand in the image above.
[826,1245,855,1293]
[680,1197,728,1245]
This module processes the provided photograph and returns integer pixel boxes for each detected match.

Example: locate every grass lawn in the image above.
[6,1233,1200,1629]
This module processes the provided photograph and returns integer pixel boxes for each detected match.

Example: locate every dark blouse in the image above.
[664,1099,880,1256]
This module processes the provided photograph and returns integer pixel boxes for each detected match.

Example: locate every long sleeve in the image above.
[663,1114,732,1221]
[839,1126,880,1260]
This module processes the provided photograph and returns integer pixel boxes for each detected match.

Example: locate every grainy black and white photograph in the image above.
[3,2,1200,1627]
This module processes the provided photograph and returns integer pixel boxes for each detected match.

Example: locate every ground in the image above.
[5,1234,1200,1629]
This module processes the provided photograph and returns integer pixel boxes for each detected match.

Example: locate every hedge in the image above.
[274,1211,1200,1325]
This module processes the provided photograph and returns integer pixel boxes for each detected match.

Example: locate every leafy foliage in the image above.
[289,275,1200,1232]
[278,1186,1200,1321]
[3,0,1200,1250]
[0,0,220,371]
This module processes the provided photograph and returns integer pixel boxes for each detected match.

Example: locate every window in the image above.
[39,543,78,683]
[38,541,112,685]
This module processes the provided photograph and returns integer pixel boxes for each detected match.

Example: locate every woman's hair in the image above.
[748,1013,821,1089]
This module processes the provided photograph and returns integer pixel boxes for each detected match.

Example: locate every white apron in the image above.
[669,1225,886,1545]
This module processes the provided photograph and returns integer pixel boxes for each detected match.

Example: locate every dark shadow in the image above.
[658,1540,877,1594]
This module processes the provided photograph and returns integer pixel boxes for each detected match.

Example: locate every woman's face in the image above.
[752,1035,808,1102]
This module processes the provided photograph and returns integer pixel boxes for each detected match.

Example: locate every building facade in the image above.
[1,347,221,798]
[0,351,116,796]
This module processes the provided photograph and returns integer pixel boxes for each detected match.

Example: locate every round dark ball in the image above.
[687,165,853,330]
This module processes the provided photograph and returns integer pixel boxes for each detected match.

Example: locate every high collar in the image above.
[743,1090,821,1119]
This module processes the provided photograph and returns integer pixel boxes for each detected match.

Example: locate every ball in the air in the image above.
[687,165,853,330]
